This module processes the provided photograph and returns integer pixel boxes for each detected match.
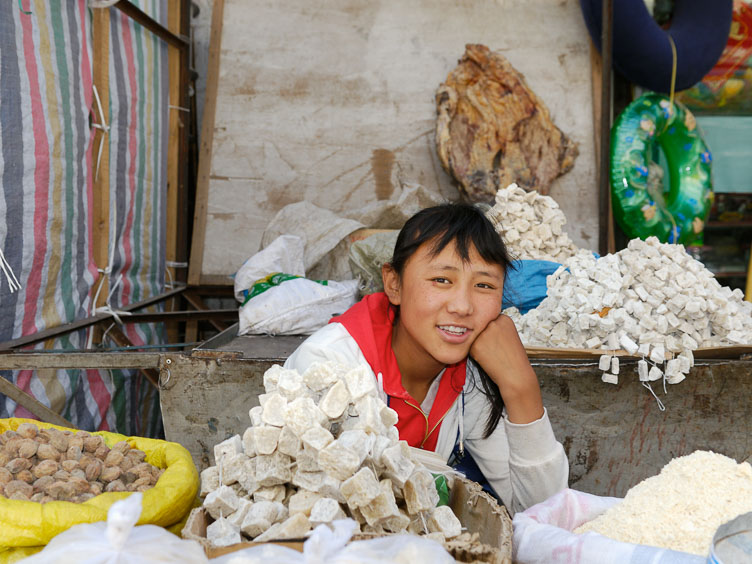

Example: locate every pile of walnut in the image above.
[0,423,163,503]
[200,362,463,547]
[485,183,580,263]
[504,237,752,386]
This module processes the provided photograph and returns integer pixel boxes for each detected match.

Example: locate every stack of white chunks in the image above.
[505,237,752,385]
[485,182,580,263]
[199,362,462,547]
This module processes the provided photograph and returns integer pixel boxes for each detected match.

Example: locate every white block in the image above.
[341,467,381,509]
[253,426,281,456]
[403,469,439,515]
[309,497,347,526]
[649,344,666,364]
[213,434,243,466]
[288,490,323,517]
[261,393,288,427]
[303,361,341,392]
[427,505,462,539]
[292,470,325,492]
[204,485,240,520]
[284,397,326,437]
[255,452,292,486]
[253,485,285,503]
[278,369,305,399]
[598,355,611,371]
[277,426,301,457]
[301,425,334,452]
[344,365,377,400]
[248,406,263,427]
[254,513,311,542]
[241,427,256,457]
[206,516,241,547]
[610,356,619,375]
[318,380,350,419]
[619,334,639,355]
[227,497,253,529]
[318,440,362,481]
[648,366,663,382]
[638,360,649,382]
[200,465,219,498]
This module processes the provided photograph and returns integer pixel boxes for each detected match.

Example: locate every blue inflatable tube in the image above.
[579,0,733,93]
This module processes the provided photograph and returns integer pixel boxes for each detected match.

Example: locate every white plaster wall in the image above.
[193,0,598,278]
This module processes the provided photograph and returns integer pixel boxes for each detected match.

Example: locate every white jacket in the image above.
[284,322,569,514]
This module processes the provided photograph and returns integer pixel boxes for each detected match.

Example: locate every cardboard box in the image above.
[183,476,512,563]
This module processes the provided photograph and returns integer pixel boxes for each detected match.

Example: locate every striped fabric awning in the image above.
[0,0,169,437]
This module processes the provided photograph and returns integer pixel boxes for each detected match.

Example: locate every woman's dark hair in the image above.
[389,202,515,438]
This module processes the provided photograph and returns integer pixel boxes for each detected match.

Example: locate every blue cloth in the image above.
[502,259,562,314]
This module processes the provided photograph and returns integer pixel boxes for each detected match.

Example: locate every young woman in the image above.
[284,203,568,514]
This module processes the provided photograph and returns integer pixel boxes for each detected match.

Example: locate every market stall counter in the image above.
[160,324,752,499]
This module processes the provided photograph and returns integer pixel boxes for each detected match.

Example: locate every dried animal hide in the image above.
[436,44,578,201]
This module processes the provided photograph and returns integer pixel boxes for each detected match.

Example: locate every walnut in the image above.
[0,430,18,444]
[53,470,71,482]
[69,477,90,495]
[66,445,82,462]
[120,457,134,472]
[17,439,38,459]
[75,493,95,503]
[32,475,54,494]
[5,479,33,499]
[105,479,126,493]
[48,431,69,453]
[16,423,38,439]
[0,452,11,467]
[136,485,151,493]
[33,459,59,479]
[0,467,12,484]
[9,491,29,500]
[121,471,138,485]
[71,468,86,480]
[84,459,103,481]
[36,443,60,461]
[4,437,23,458]
[131,476,152,489]
[67,435,84,451]
[100,466,122,483]
[83,436,104,453]
[89,482,103,496]
[30,492,45,503]
[126,450,146,465]
[61,460,79,473]
[112,441,131,455]
[6,457,33,474]
[46,480,74,500]
[104,450,124,467]
[16,470,33,484]
[94,445,109,460]
[78,454,94,469]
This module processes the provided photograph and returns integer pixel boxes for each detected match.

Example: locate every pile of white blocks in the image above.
[505,237,752,385]
[485,183,580,263]
[200,362,462,547]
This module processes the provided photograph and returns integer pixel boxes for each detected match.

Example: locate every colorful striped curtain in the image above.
[0,0,169,437]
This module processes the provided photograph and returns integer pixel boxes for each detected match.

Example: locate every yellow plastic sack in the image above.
[0,418,199,562]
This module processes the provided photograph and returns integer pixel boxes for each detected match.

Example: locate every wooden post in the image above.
[91,7,112,345]
[165,0,182,342]
[598,0,614,256]
[188,0,224,286]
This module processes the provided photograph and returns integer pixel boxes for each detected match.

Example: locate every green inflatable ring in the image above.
[610,93,713,245]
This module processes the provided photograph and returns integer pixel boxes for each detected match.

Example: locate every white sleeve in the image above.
[463,372,568,515]
[284,323,371,374]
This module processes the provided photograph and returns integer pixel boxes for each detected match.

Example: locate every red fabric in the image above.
[331,293,466,450]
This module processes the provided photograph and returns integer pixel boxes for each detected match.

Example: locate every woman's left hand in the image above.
[470,314,544,424]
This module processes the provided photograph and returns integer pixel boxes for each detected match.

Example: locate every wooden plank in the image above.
[183,289,229,332]
[188,0,224,285]
[165,0,182,342]
[0,287,186,351]
[0,353,161,370]
[598,0,614,257]
[91,7,112,340]
[0,377,75,428]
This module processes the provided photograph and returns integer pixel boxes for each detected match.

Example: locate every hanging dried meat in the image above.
[436,44,578,201]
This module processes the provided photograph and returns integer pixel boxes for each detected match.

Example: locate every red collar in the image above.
[331,293,466,450]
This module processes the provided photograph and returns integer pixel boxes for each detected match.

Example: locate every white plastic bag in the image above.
[512,488,706,564]
[210,519,455,564]
[233,235,306,302]
[21,493,209,564]
[238,277,359,335]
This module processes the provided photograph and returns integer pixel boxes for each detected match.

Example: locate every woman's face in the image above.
[384,239,505,377]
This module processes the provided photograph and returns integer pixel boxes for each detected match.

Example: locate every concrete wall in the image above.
[192,0,598,280]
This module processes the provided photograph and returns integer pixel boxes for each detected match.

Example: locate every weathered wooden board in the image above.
[538,359,752,497]
[195,0,598,282]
